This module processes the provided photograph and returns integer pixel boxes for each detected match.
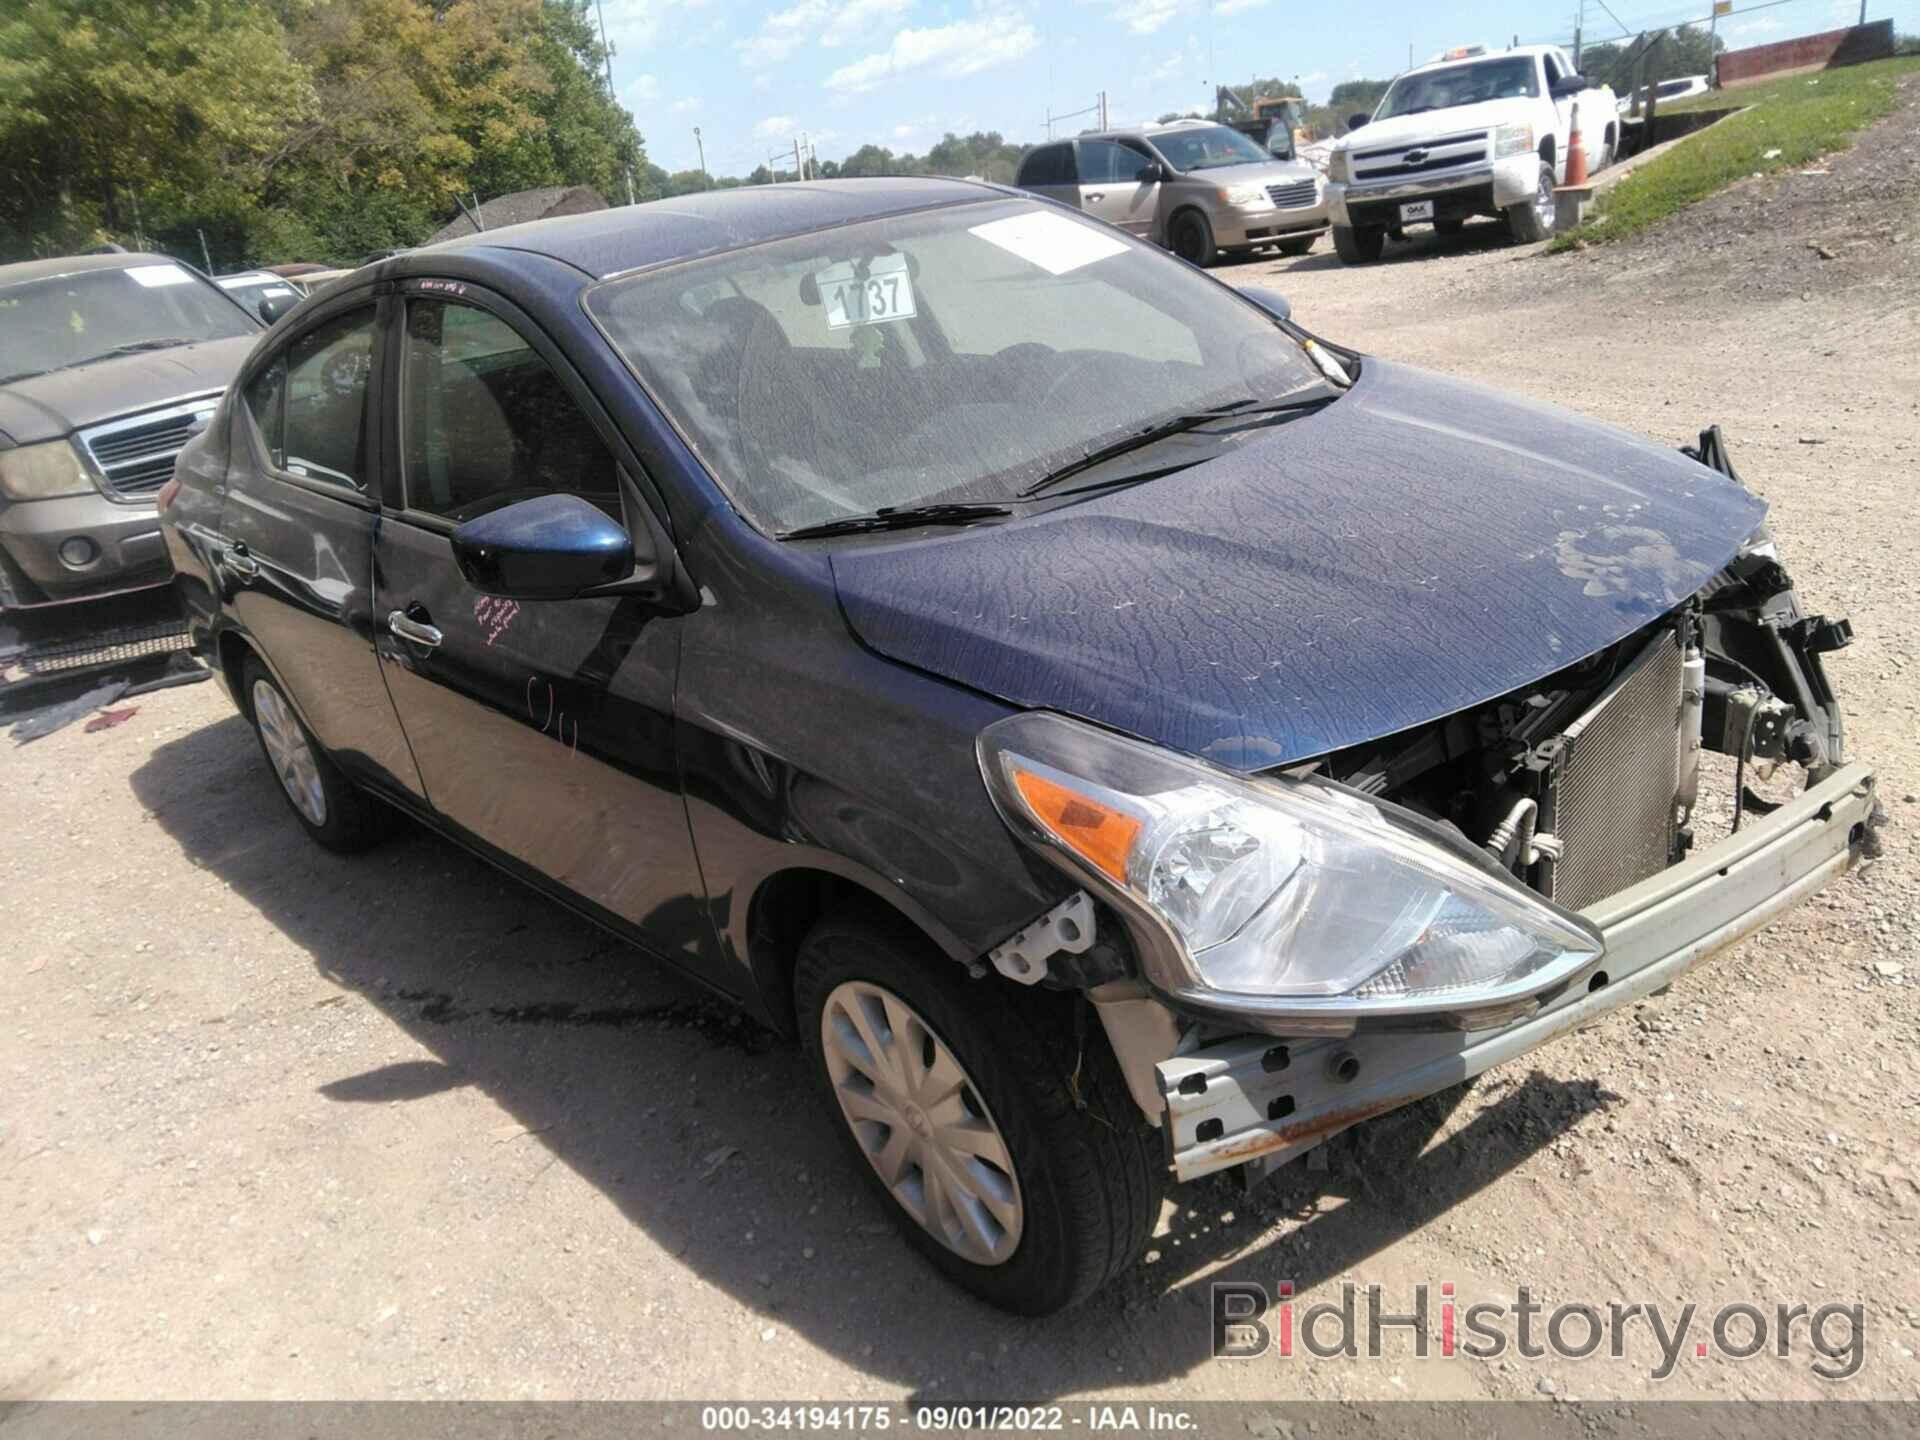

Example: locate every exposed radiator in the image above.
[1543,629,1686,911]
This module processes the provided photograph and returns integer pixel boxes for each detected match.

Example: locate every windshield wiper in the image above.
[0,369,49,385]
[1018,393,1336,498]
[71,337,200,366]
[778,501,1013,541]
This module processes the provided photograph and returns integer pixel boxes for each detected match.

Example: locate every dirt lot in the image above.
[4,83,1917,1405]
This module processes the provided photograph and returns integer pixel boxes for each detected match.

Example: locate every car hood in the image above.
[831,359,1765,773]
[0,335,255,446]
[1183,158,1317,185]
[1340,100,1534,151]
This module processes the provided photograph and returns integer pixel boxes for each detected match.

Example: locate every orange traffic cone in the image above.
[1563,101,1589,187]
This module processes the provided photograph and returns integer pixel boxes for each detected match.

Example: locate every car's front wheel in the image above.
[1332,224,1385,263]
[1168,210,1217,267]
[1505,161,1558,244]
[796,907,1164,1315]
[242,657,392,853]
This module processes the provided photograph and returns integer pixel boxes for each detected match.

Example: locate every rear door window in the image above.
[281,309,377,491]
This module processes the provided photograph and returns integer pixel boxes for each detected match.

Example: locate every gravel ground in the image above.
[3,82,1917,1404]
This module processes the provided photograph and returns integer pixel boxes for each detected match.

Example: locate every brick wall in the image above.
[1716,20,1896,88]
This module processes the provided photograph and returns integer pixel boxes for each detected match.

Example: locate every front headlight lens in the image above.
[0,440,94,500]
[979,712,1602,1024]
[1217,183,1268,207]
[1493,122,1536,158]
[1327,149,1352,184]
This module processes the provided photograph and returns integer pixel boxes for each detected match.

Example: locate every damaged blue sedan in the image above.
[160,179,1877,1315]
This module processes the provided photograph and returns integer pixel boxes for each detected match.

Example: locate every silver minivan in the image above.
[1014,120,1329,266]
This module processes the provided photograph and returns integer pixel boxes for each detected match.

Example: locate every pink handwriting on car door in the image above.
[474,596,520,646]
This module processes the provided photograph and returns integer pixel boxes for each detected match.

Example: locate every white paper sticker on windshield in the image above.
[126,263,193,288]
[968,210,1128,276]
[815,254,917,330]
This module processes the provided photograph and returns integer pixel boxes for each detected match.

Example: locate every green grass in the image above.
[1548,55,1920,251]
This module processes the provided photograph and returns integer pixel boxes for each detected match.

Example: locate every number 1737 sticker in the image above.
[815,254,916,330]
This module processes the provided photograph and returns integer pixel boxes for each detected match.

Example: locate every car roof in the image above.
[0,251,194,288]
[414,176,1008,281]
[1404,45,1553,76]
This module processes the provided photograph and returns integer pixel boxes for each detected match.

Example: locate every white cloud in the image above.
[754,114,799,140]
[738,0,912,68]
[599,0,660,54]
[671,97,701,113]
[1214,0,1267,15]
[621,73,659,104]
[1112,0,1183,34]
[1726,15,1784,38]
[826,17,1039,93]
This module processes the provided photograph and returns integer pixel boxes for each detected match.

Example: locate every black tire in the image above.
[1505,162,1557,244]
[1277,235,1317,257]
[240,657,393,853]
[1332,224,1385,264]
[795,906,1165,1315]
[1168,210,1217,267]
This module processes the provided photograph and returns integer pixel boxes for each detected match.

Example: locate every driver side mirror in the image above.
[257,291,297,324]
[1550,75,1587,98]
[452,492,639,600]
[1239,286,1292,323]
[1347,113,1370,131]
[1137,161,1169,183]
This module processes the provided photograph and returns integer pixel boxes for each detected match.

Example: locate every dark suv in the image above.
[160,179,1874,1314]
[0,253,260,610]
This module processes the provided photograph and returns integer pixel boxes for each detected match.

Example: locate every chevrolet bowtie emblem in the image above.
[1405,148,1429,164]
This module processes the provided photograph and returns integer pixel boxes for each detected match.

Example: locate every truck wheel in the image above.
[1505,162,1558,244]
[795,906,1165,1315]
[241,657,392,853]
[1277,235,1317,257]
[1169,210,1217,267]
[1332,224,1385,264]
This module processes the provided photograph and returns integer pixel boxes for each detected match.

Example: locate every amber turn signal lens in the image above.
[1010,768,1142,883]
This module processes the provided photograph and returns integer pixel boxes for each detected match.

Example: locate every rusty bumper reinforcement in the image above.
[1155,761,1877,1184]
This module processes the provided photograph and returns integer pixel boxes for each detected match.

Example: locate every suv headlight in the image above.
[1327,149,1352,184]
[1492,122,1536,159]
[1216,183,1269,208]
[979,712,1602,1032]
[0,440,94,500]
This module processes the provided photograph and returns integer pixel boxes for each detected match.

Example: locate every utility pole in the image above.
[794,136,804,182]
[594,0,638,204]
[1572,0,1583,67]
[694,127,707,188]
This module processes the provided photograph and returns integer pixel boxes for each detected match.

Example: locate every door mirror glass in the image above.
[1139,160,1168,182]
[1550,75,1585,98]
[257,291,297,324]
[451,492,637,600]
[1347,113,1370,131]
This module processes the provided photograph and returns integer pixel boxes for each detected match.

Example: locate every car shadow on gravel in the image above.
[131,715,1619,1400]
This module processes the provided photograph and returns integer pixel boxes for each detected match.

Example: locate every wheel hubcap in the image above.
[820,980,1023,1266]
[252,678,327,826]
[1534,172,1556,230]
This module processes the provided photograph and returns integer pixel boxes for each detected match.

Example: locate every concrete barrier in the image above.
[1716,20,1895,88]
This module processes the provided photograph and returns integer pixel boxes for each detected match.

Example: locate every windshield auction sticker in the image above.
[815,254,916,330]
[124,263,194,288]
[969,209,1129,275]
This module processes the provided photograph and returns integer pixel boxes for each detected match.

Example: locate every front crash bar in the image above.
[1156,762,1877,1184]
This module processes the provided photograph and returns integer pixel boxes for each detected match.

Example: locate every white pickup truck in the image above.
[1325,44,1617,262]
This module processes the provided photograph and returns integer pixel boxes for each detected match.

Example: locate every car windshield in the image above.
[1148,125,1274,172]
[585,199,1329,536]
[0,262,255,384]
[1377,57,1540,118]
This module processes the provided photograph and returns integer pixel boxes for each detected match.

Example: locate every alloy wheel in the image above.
[252,678,327,827]
[1533,168,1557,233]
[820,979,1023,1266]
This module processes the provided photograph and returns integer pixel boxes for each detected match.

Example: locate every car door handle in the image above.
[1084,191,1105,201]
[387,609,444,649]
[224,543,259,578]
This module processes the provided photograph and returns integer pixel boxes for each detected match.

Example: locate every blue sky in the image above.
[599,0,1919,175]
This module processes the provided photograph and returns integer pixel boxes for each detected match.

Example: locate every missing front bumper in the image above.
[1155,761,1877,1184]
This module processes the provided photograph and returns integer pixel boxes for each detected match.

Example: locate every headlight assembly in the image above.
[1327,150,1352,184]
[979,712,1603,1032]
[0,440,94,501]
[1216,184,1269,208]
[1492,122,1536,159]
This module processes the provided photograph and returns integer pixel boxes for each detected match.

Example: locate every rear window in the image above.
[1018,144,1074,186]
